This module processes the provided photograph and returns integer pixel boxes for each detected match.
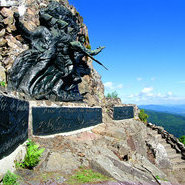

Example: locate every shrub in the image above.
[179,135,185,145]
[106,91,118,99]
[17,139,45,169]
[3,171,19,185]
[139,109,149,123]
[0,81,6,87]
[86,44,91,50]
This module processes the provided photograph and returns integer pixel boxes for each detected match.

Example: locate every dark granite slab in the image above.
[0,95,29,159]
[113,106,134,120]
[32,107,102,136]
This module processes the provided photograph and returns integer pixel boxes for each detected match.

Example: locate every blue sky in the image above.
[68,0,185,105]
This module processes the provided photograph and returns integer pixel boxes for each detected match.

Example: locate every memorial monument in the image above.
[8,0,106,102]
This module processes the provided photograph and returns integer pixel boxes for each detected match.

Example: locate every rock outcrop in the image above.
[23,119,182,184]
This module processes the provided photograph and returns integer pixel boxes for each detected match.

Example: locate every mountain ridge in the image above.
[139,104,185,117]
[143,109,185,138]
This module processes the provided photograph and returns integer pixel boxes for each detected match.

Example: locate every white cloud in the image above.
[141,87,153,94]
[104,82,114,89]
[128,94,134,98]
[137,78,143,81]
[104,82,123,90]
[124,88,185,105]
[136,77,143,81]
[167,91,173,96]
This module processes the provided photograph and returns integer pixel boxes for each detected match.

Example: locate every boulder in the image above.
[0,38,7,47]
[42,151,81,174]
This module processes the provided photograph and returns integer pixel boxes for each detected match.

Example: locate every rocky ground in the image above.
[9,119,185,185]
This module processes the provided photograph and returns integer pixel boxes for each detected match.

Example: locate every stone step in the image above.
[158,138,166,143]
[163,144,172,150]
[166,148,177,154]
[150,130,158,135]
[168,153,182,160]
[162,143,171,147]
[155,134,162,139]
[172,163,185,170]
[173,159,185,164]
[170,157,183,164]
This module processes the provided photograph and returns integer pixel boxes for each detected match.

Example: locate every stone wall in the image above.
[147,122,185,159]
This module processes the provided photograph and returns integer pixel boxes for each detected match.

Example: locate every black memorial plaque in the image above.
[0,95,29,159]
[32,107,102,136]
[113,106,134,120]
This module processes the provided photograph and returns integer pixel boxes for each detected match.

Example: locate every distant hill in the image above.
[143,109,185,138]
[139,104,185,117]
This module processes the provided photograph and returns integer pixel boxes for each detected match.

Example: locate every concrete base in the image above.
[0,141,27,177]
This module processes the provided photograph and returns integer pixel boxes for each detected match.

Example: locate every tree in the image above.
[139,109,149,123]
[179,135,185,145]
[106,91,118,98]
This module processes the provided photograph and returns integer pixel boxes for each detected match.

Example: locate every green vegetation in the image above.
[86,44,91,50]
[144,109,185,138]
[0,81,6,87]
[155,175,168,182]
[106,91,119,98]
[139,109,149,123]
[179,135,185,145]
[2,171,19,185]
[85,35,90,43]
[16,139,44,169]
[66,167,113,184]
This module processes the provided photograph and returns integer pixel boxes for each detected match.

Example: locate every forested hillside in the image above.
[140,105,185,117]
[144,110,185,138]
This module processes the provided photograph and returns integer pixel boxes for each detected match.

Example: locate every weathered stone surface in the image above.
[0,66,6,82]
[6,24,16,33]
[0,0,18,7]
[0,7,13,17]
[134,153,167,179]
[147,141,172,169]
[2,56,14,66]
[90,154,160,184]
[90,155,134,182]
[22,119,181,184]
[5,35,22,49]
[32,107,102,135]
[23,20,37,30]
[0,29,5,38]
[91,123,106,135]
[43,152,81,174]
[3,16,14,25]
[0,95,29,159]
[0,38,7,47]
